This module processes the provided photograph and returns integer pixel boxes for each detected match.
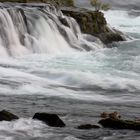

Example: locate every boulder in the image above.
[33,112,65,127]
[0,110,19,121]
[98,118,140,130]
[77,124,100,130]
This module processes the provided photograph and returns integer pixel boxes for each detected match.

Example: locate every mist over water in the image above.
[0,2,139,140]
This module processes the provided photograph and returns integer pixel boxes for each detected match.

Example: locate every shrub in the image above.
[90,0,110,12]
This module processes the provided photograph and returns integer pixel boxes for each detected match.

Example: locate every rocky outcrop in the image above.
[61,7,126,44]
[0,0,74,6]
[99,118,140,130]
[33,112,66,127]
[0,110,19,121]
[62,8,108,34]
[77,124,100,130]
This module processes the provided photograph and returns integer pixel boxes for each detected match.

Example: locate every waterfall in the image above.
[0,3,103,57]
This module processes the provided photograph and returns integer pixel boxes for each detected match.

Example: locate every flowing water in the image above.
[0,2,139,140]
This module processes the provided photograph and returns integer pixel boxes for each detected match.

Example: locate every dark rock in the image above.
[98,32,125,44]
[61,7,126,44]
[59,17,70,27]
[0,110,19,121]
[77,124,100,130]
[33,112,65,127]
[98,118,140,130]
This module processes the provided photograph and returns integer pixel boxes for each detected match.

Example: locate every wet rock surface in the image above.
[33,112,66,127]
[77,124,100,130]
[99,118,140,130]
[0,110,19,121]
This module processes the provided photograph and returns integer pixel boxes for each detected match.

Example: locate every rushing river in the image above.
[0,2,139,140]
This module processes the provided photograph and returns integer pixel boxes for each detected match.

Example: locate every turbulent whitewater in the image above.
[0,2,140,140]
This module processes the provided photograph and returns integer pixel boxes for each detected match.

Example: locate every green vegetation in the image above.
[90,0,110,11]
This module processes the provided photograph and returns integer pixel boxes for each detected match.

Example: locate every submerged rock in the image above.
[77,124,100,130]
[33,112,65,127]
[0,110,19,121]
[99,118,140,130]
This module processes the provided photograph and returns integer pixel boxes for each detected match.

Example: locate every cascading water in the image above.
[0,2,140,140]
[0,3,103,57]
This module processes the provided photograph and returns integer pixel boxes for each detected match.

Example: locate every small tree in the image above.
[90,0,110,12]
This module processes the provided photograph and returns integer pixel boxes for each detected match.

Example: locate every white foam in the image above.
[0,51,139,103]
[104,10,140,34]
[64,136,82,140]
[0,118,51,139]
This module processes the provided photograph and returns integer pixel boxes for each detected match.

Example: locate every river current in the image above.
[0,2,139,140]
